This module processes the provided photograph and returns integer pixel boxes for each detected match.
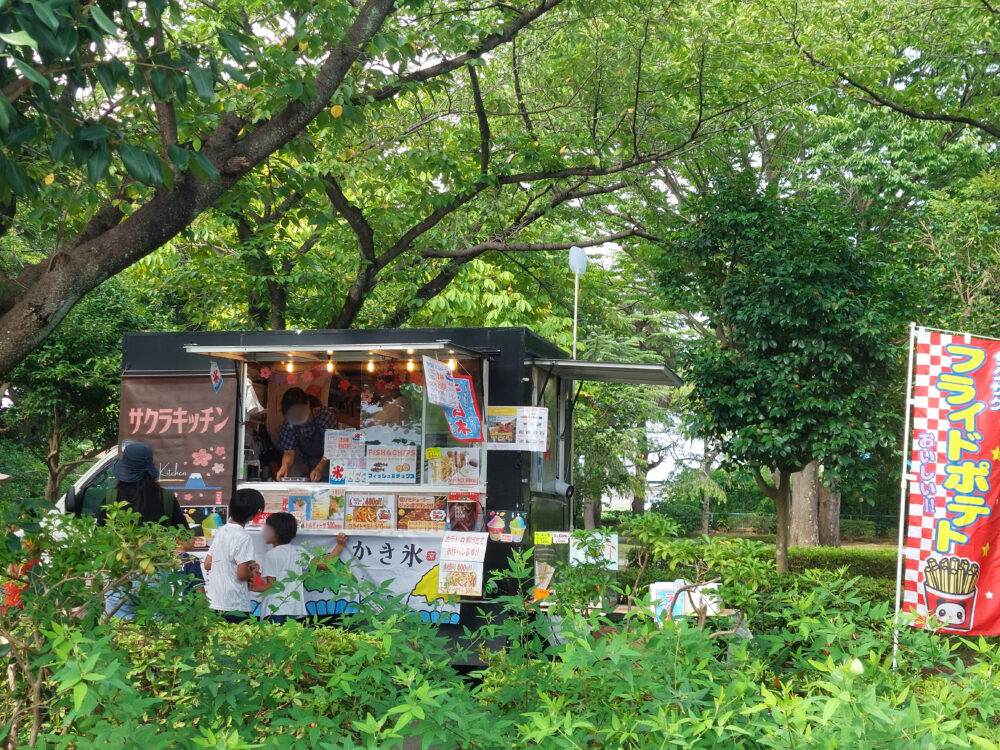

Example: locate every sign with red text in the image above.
[120,375,237,507]
[324,430,366,485]
[441,375,484,442]
[903,328,1000,634]
[438,531,488,596]
[423,356,459,408]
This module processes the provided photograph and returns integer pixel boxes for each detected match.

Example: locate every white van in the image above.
[58,448,117,516]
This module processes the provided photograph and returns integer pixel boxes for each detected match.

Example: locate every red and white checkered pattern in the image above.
[903,329,971,617]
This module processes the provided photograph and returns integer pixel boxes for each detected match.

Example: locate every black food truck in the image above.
[65,327,679,657]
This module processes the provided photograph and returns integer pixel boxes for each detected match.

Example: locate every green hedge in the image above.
[787,546,897,578]
[625,545,898,594]
[840,519,877,539]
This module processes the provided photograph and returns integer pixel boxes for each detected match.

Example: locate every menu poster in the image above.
[438,531,489,596]
[426,447,480,486]
[447,491,483,532]
[324,430,366,485]
[285,493,310,522]
[397,494,447,531]
[423,356,460,408]
[366,444,418,484]
[302,487,346,530]
[345,493,396,530]
[439,561,484,597]
[485,406,548,452]
[486,510,527,543]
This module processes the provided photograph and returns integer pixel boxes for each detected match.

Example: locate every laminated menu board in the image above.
[438,561,484,597]
[301,487,346,530]
[486,406,548,452]
[285,492,311,522]
[486,510,527,543]
[346,493,396,530]
[438,531,489,596]
[446,491,483,532]
[426,446,480,486]
[324,430,366,485]
[245,484,345,529]
[366,444,418,483]
[397,494,447,531]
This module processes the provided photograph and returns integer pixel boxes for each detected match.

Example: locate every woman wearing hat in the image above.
[100,441,190,620]
[98,442,189,528]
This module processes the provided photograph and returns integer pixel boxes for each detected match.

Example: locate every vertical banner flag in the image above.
[903,327,1000,634]
[441,375,484,442]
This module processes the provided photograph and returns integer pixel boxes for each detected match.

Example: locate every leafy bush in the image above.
[840,518,878,539]
[649,495,705,534]
[4,499,1000,748]
[788,546,897,579]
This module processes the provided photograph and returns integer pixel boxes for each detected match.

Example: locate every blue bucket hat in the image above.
[113,442,159,483]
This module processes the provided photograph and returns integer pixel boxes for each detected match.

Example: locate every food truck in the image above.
[66,327,678,657]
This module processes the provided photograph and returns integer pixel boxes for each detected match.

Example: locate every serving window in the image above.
[228,345,488,535]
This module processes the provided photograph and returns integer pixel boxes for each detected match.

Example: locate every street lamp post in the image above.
[568,246,588,359]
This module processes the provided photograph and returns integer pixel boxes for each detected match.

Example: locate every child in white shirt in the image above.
[204,488,264,623]
[251,513,347,623]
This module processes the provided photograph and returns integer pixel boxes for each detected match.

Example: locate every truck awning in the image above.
[183,340,484,362]
[528,359,682,386]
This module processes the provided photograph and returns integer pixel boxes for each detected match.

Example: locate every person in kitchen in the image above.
[275,386,338,481]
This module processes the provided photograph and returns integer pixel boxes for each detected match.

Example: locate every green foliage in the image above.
[0,278,174,499]
[3,500,1000,748]
[663,176,899,485]
[787,546,898,580]
[650,495,704,535]
[839,518,878,540]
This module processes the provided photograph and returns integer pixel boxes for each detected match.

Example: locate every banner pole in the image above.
[892,322,918,671]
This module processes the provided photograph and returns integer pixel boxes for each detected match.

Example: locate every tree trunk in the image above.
[700,443,713,535]
[818,483,841,547]
[755,468,792,574]
[583,495,602,529]
[774,476,790,574]
[631,483,646,515]
[44,410,64,503]
[789,460,819,547]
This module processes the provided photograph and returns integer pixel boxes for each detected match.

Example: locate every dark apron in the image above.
[295,422,326,476]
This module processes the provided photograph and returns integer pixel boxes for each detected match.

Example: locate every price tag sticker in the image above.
[425,447,442,459]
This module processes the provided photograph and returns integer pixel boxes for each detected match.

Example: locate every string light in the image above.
[447,358,457,371]
[406,359,415,372]
[285,360,294,373]
[367,359,375,373]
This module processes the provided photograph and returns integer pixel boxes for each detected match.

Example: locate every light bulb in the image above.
[326,359,334,373]
[447,358,456,371]
[406,348,414,354]
[367,359,375,373]
[406,359,415,372]
[285,361,294,373]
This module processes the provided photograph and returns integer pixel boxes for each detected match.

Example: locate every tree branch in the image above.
[323,174,376,262]
[511,36,534,133]
[468,65,491,174]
